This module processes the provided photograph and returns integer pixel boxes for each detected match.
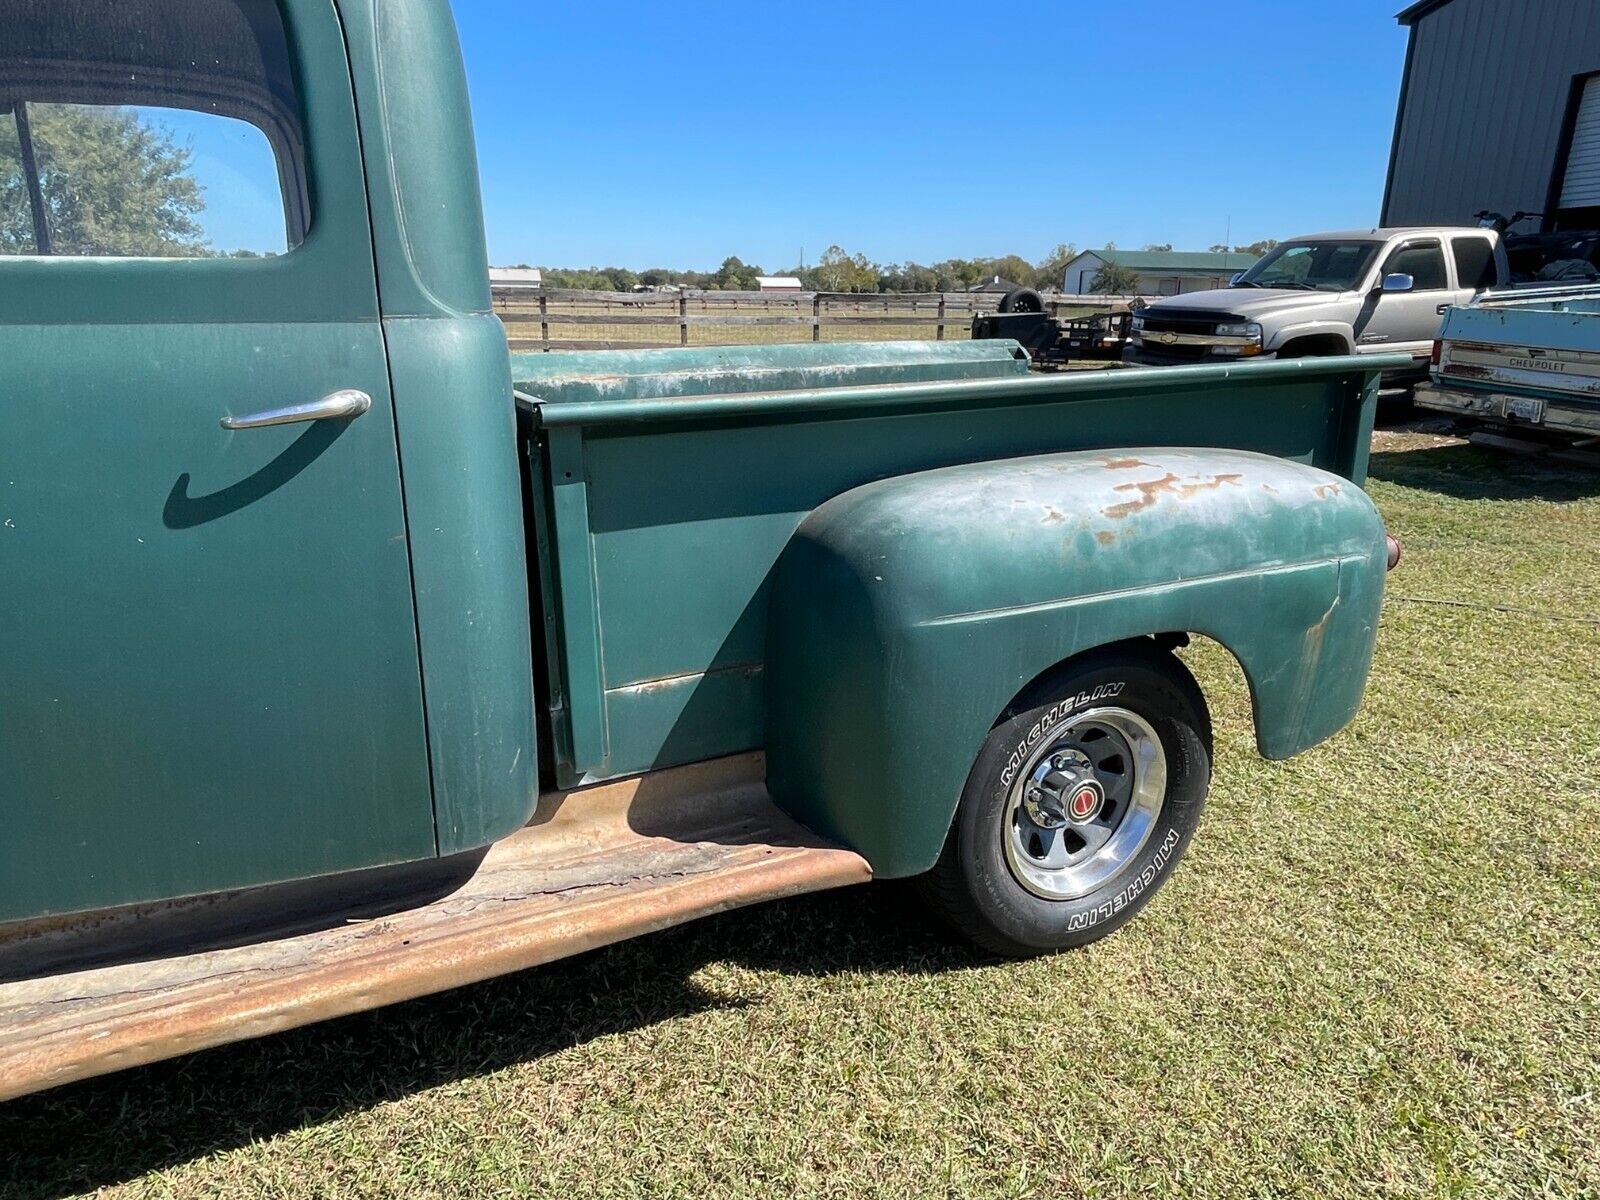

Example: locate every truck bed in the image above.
[516,341,1400,791]
[0,754,868,1102]
[1420,289,1600,437]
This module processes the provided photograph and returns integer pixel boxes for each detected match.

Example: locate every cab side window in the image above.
[1451,237,1498,290]
[0,0,305,258]
[1384,241,1448,290]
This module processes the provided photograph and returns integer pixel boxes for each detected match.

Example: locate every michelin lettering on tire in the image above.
[921,647,1211,957]
[1000,682,1126,786]
[1063,826,1180,932]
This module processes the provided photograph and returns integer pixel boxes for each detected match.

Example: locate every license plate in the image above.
[1504,395,1546,423]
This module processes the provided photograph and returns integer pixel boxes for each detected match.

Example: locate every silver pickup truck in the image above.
[1126,227,1509,384]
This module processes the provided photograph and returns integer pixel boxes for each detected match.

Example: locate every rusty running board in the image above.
[0,754,870,1101]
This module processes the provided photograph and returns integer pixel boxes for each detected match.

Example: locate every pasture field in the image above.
[494,290,1113,352]
[3,424,1596,1199]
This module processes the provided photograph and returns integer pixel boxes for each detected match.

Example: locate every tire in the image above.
[999,287,1044,314]
[922,644,1212,956]
[1275,340,1342,360]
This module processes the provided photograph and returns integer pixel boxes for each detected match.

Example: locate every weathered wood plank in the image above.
[0,754,871,1102]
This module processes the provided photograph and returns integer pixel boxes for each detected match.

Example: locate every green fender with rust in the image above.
[764,448,1388,878]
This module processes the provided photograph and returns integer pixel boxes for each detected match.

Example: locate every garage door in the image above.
[1560,75,1600,209]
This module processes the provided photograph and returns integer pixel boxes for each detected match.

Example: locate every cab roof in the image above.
[1288,227,1491,242]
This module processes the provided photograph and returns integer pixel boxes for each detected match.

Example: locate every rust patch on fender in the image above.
[1103,472,1244,519]
[1314,483,1342,500]
[1041,505,1066,525]
[1100,456,1155,470]
[1095,530,1116,546]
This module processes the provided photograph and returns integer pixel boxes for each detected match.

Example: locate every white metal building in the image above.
[1060,249,1258,296]
[488,267,542,289]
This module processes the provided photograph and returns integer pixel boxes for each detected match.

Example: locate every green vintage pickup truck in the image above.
[0,0,1406,1099]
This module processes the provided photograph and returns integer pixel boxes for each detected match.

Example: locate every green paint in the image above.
[0,0,435,921]
[765,448,1387,876]
[1,0,1401,925]
[523,348,1401,790]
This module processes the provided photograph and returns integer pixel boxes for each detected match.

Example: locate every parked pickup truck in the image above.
[1416,286,1600,442]
[1126,227,1511,383]
[0,0,1406,1101]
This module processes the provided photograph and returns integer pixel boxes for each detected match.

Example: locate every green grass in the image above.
[3,428,1598,1199]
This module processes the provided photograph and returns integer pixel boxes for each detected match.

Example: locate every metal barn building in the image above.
[1384,0,1600,231]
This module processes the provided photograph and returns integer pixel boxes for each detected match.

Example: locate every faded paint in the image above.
[1103,471,1244,520]
[767,446,1389,878]
[1100,456,1156,470]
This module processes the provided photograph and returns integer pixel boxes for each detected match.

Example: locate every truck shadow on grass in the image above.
[1369,438,1600,502]
[0,883,980,1199]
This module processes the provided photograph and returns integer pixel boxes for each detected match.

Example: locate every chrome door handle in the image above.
[221,389,372,431]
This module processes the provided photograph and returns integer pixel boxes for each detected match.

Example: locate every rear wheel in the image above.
[922,645,1211,956]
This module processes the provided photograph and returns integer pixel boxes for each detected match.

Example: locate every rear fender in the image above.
[765,448,1387,877]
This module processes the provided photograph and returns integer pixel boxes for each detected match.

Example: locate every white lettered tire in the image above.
[923,643,1212,956]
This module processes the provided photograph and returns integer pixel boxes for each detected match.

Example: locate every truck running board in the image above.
[0,754,870,1101]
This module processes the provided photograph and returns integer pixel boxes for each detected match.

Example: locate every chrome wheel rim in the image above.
[1001,707,1167,901]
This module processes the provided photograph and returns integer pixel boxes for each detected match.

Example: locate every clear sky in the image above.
[454,0,1412,271]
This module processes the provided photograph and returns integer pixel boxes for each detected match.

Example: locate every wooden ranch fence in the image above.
[493,287,1144,353]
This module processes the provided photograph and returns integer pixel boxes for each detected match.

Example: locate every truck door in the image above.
[0,0,436,921]
[1362,238,1452,368]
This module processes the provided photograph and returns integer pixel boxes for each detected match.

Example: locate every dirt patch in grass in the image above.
[3,430,1596,1199]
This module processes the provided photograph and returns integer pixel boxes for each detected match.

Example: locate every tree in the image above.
[1235,238,1279,258]
[876,261,939,292]
[930,257,984,291]
[1032,242,1078,290]
[712,255,762,290]
[813,245,877,293]
[1090,261,1141,294]
[1,103,207,256]
[1142,242,1173,252]
[981,254,1036,288]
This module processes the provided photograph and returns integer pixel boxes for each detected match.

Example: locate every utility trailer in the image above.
[969,288,1134,367]
[0,0,1404,1101]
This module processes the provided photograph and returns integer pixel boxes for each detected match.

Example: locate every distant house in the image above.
[489,267,542,290]
[969,275,1024,294]
[756,275,803,293]
[1060,249,1257,296]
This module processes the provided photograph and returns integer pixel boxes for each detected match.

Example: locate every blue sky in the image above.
[455,0,1413,271]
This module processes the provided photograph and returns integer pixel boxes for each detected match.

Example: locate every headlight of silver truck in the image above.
[1212,321,1263,357]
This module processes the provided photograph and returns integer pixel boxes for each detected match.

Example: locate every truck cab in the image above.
[1126,227,1507,381]
[1,0,1405,1099]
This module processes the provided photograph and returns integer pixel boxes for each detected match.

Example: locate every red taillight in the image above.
[1386,534,1403,572]
[1430,339,1443,367]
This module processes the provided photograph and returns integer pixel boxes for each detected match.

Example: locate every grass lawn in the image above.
[3,425,1596,1199]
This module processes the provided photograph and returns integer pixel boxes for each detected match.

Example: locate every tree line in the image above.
[526,239,1281,295]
